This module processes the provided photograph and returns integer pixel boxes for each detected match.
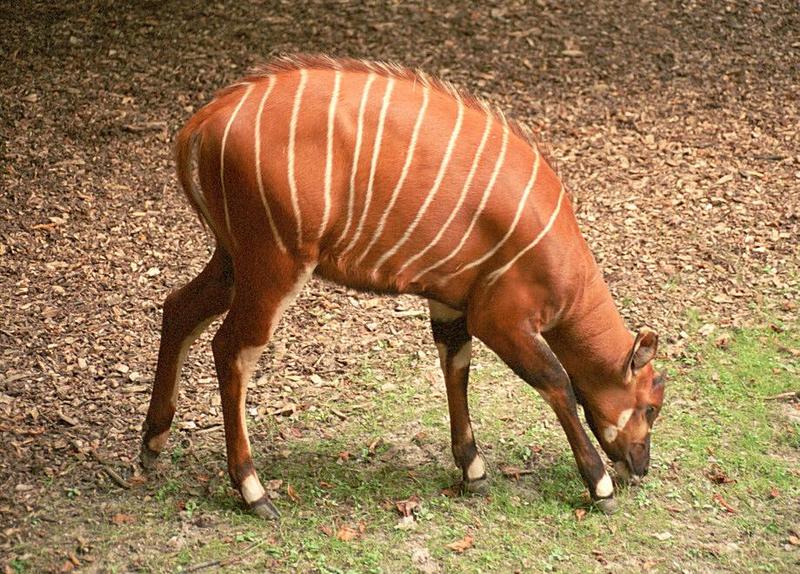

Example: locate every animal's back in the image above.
[183,56,569,303]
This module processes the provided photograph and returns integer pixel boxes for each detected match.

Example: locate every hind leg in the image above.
[141,248,233,468]
[212,253,314,519]
[428,301,487,493]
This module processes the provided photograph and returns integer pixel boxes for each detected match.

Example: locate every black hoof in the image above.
[594,497,618,515]
[139,444,160,470]
[250,497,281,520]
[462,475,490,495]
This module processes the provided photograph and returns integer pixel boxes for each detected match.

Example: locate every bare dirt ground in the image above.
[1,1,798,572]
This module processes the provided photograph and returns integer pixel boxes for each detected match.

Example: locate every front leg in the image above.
[471,311,616,513]
[428,300,487,493]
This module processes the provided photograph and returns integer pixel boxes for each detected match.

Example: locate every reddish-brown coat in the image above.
[146,55,665,519]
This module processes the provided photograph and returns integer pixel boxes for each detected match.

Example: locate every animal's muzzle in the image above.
[628,439,651,476]
[614,437,650,485]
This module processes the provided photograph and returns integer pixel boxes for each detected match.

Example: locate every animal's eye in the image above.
[645,405,658,424]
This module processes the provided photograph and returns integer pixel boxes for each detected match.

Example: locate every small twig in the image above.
[393,309,426,318]
[196,424,223,434]
[102,466,131,490]
[501,469,537,477]
[406,472,424,487]
[184,539,267,572]
[58,411,79,427]
[330,408,348,421]
[184,559,223,573]
[763,391,799,401]
[122,121,167,133]
[0,425,46,436]
[90,450,132,489]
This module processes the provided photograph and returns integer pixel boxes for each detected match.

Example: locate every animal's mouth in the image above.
[613,460,643,486]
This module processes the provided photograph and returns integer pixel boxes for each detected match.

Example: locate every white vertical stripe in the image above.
[403,112,494,280]
[485,184,565,285]
[287,69,309,247]
[319,71,342,240]
[340,77,396,256]
[441,146,541,282]
[355,87,430,266]
[372,97,465,273]
[334,73,377,248]
[254,76,287,252]
[413,122,510,281]
[220,83,254,240]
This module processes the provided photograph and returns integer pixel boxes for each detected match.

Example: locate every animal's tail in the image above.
[174,104,227,244]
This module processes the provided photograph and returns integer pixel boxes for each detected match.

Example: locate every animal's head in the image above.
[577,328,665,484]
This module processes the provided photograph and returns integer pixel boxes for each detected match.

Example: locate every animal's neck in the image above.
[547,265,633,389]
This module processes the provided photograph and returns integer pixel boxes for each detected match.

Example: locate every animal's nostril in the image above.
[627,442,650,476]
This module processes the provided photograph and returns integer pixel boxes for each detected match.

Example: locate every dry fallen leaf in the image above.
[270,402,298,416]
[441,485,460,498]
[592,549,608,566]
[705,465,735,485]
[395,495,421,517]
[699,323,716,337]
[336,525,359,541]
[127,475,148,487]
[575,508,587,521]
[500,465,522,480]
[446,534,474,553]
[653,532,672,541]
[111,513,136,525]
[287,483,301,503]
[714,333,731,349]
[712,493,737,513]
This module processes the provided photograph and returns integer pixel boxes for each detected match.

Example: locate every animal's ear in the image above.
[625,328,658,382]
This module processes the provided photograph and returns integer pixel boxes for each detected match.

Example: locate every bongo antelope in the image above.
[141,55,665,519]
